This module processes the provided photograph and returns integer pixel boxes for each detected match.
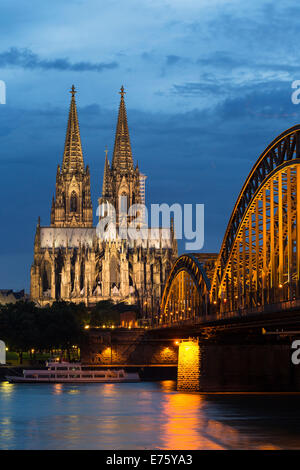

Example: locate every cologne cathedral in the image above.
[30,86,178,311]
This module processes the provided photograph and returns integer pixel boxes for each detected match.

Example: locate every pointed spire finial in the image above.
[119,85,126,98]
[101,147,112,198]
[70,84,77,97]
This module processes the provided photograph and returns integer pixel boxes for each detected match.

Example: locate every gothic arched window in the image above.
[70,191,77,212]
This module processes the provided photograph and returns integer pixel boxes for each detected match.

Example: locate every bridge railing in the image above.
[155,296,300,329]
[213,280,300,315]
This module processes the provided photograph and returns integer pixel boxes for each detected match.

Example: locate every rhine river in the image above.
[1,380,300,449]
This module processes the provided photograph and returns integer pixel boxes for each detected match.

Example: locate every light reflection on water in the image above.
[1,380,300,449]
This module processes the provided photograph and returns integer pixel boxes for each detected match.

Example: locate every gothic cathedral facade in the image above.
[30,86,178,312]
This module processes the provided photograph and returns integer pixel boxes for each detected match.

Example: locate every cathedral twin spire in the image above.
[111,85,134,172]
[62,85,84,174]
[51,85,139,228]
[51,85,92,227]
[99,86,142,225]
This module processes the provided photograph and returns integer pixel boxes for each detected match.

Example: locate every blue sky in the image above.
[0,0,300,291]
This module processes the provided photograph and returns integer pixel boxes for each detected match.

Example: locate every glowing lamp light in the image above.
[279,284,283,288]
[213,300,217,305]
[84,325,90,329]
[175,341,179,345]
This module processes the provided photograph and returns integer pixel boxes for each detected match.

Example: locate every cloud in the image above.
[1,72,299,291]
[0,47,118,72]
[197,51,243,69]
[166,55,183,66]
[172,80,226,96]
[2,0,300,291]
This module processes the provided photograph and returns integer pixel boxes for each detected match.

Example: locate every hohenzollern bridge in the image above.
[161,124,300,327]
[85,125,300,392]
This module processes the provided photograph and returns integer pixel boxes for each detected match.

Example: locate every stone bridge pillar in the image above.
[177,337,300,392]
[177,338,200,391]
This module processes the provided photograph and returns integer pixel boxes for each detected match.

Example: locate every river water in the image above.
[1,380,300,449]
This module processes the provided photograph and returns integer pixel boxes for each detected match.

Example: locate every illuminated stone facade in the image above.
[30,86,177,311]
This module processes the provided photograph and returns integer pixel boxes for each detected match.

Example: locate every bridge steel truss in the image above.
[211,125,300,313]
[160,254,211,324]
[160,125,300,323]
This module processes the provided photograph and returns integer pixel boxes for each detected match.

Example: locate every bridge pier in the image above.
[82,326,300,392]
[177,338,300,392]
[177,339,201,391]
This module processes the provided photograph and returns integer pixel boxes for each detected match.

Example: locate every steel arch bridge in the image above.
[160,254,211,323]
[160,125,300,324]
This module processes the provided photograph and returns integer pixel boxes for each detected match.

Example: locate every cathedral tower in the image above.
[51,86,93,227]
[98,86,144,227]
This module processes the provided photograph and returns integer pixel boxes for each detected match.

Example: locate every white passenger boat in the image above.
[6,361,140,383]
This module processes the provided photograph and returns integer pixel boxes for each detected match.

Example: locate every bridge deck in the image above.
[156,298,300,330]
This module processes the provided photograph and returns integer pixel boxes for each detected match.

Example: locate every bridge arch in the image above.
[160,254,211,324]
[211,124,300,312]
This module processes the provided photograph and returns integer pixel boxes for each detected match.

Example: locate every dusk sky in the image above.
[0,0,299,291]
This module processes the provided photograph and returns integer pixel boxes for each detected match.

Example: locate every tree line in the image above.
[0,300,137,363]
